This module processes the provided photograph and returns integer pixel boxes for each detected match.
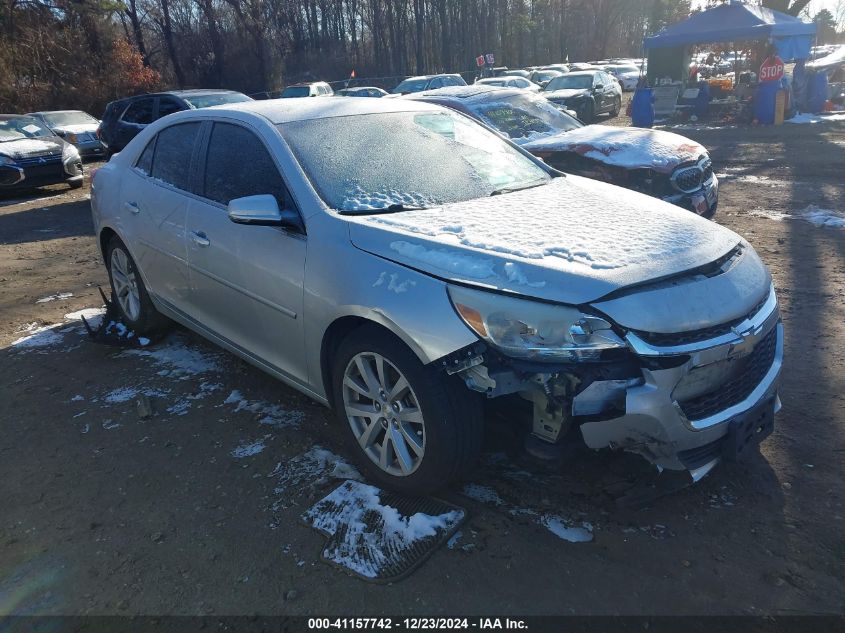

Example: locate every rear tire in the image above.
[332,325,483,494]
[69,179,84,189]
[106,235,169,335]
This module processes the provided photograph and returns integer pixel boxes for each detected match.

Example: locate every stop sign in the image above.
[759,56,785,82]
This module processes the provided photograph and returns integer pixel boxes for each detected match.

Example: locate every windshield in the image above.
[281,86,311,98]
[185,93,252,108]
[392,78,430,94]
[534,71,562,82]
[479,79,507,87]
[545,75,593,91]
[279,111,551,213]
[42,111,98,127]
[0,116,52,142]
[471,93,581,142]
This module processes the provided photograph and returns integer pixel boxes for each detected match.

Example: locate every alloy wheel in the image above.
[342,352,426,477]
[110,247,141,322]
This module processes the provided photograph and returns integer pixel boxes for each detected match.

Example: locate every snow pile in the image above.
[36,292,73,304]
[122,334,220,378]
[222,390,303,428]
[786,112,845,125]
[523,126,705,173]
[538,515,594,543]
[303,480,464,579]
[749,209,791,221]
[3,139,57,156]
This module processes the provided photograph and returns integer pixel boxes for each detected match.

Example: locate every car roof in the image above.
[0,114,31,119]
[27,110,90,116]
[562,70,600,77]
[400,74,461,81]
[172,96,443,124]
[405,85,524,103]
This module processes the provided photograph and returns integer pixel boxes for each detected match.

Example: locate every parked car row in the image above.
[90,96,781,494]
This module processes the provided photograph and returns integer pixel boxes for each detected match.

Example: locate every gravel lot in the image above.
[2,116,844,616]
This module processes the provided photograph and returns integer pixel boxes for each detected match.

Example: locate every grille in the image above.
[16,154,61,167]
[678,325,778,421]
[635,292,769,347]
[673,165,704,192]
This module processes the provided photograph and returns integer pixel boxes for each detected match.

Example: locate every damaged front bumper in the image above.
[454,284,782,481]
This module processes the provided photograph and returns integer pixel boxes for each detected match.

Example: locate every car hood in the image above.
[542,88,591,100]
[0,137,63,159]
[522,126,707,174]
[52,123,98,135]
[346,174,741,306]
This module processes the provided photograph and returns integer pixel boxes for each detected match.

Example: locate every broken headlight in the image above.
[448,285,625,361]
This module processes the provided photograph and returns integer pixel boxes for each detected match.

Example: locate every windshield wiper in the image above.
[339,203,429,216]
[489,179,551,196]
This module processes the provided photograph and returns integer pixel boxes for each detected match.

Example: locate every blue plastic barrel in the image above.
[808,72,829,113]
[754,81,780,124]
[631,87,654,128]
[694,81,711,118]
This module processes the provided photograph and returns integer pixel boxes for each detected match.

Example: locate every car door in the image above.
[116,98,155,150]
[185,120,307,382]
[122,121,202,311]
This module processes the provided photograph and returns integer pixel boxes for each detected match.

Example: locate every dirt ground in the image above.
[1,116,845,617]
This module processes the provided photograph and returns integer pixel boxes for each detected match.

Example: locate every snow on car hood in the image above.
[346,174,740,305]
[523,126,706,174]
[52,123,98,134]
[0,137,62,159]
[542,88,591,100]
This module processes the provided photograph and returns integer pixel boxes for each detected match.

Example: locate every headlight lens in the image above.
[0,155,15,166]
[62,143,80,162]
[448,285,626,361]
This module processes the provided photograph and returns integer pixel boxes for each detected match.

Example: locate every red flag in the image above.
[350,69,356,78]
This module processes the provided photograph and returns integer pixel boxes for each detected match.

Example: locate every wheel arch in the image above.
[319,314,427,409]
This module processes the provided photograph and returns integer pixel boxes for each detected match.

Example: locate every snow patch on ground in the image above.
[64,307,106,329]
[271,446,363,499]
[11,324,64,349]
[462,483,506,506]
[786,112,845,124]
[222,390,303,428]
[539,515,594,543]
[103,387,139,404]
[303,480,463,579]
[36,292,73,304]
[750,205,845,227]
[122,334,220,379]
[232,436,271,459]
[463,480,594,543]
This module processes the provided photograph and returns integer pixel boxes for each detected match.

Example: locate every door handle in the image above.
[124,201,140,214]
[190,231,210,247]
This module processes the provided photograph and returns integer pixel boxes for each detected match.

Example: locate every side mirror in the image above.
[227,194,303,232]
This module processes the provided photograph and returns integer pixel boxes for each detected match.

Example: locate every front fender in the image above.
[303,217,478,400]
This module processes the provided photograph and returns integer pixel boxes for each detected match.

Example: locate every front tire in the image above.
[579,101,595,123]
[106,236,168,335]
[332,325,483,494]
[610,96,622,118]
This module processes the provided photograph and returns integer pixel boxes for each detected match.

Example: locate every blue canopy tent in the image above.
[644,0,816,61]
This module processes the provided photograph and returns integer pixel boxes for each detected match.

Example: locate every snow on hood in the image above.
[347,174,740,305]
[52,123,98,134]
[523,126,706,174]
[543,88,590,100]
[0,137,62,158]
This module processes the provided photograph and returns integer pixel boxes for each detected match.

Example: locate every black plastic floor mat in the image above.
[303,480,465,583]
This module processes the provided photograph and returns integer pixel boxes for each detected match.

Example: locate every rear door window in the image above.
[150,122,201,191]
[122,99,155,125]
[202,122,290,208]
[135,136,156,175]
[157,98,184,119]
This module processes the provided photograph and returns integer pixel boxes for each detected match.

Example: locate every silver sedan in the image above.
[91,98,782,493]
